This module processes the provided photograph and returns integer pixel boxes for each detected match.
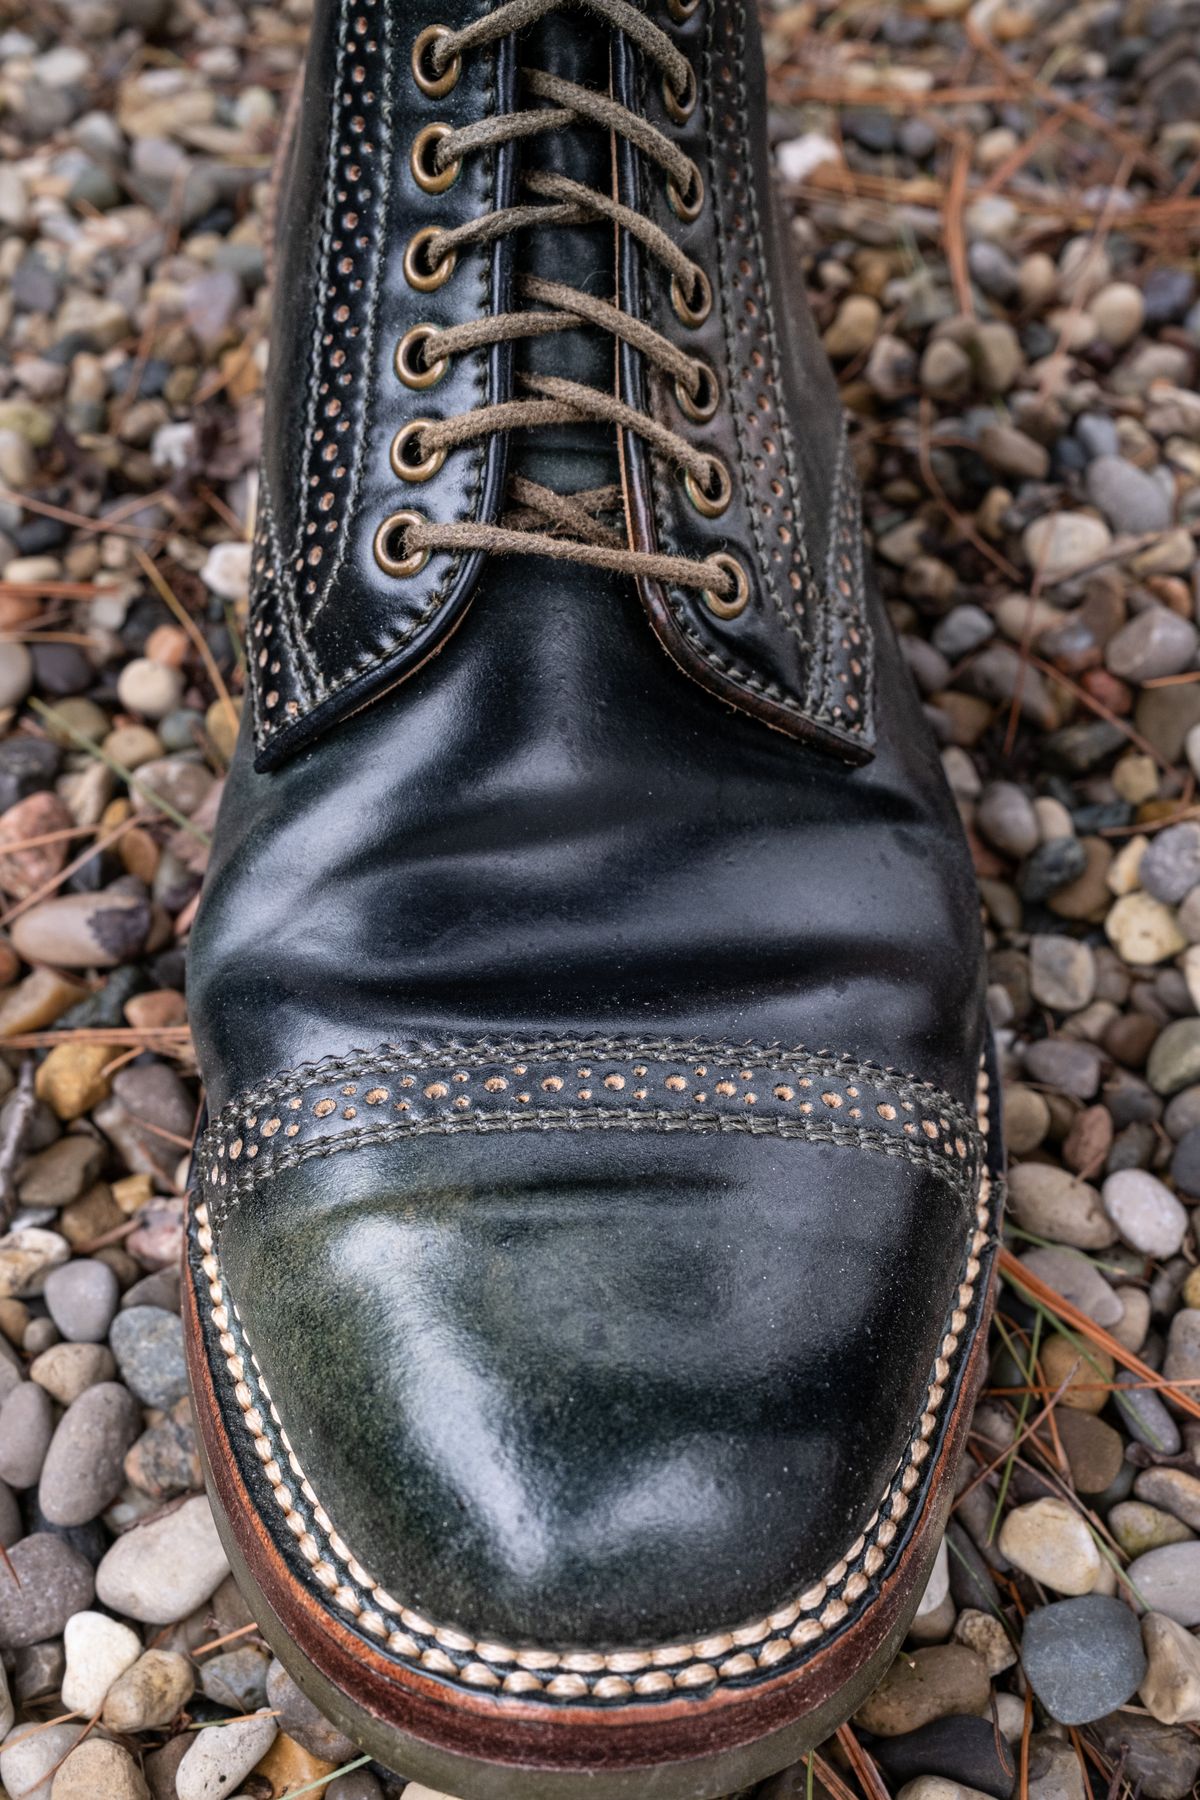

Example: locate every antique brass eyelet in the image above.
[391,420,448,483]
[666,163,704,222]
[663,64,696,124]
[668,0,701,20]
[412,25,461,98]
[395,325,449,390]
[373,510,430,578]
[702,553,749,619]
[684,454,732,518]
[670,266,712,328]
[404,227,457,292]
[411,123,461,194]
[674,357,719,423]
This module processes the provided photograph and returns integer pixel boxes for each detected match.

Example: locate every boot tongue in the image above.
[512,10,619,499]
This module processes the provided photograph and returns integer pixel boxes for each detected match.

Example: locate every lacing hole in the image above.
[404,227,457,292]
[395,325,449,390]
[702,553,749,619]
[373,511,430,578]
[670,266,711,327]
[663,64,696,124]
[684,454,732,518]
[675,357,719,423]
[390,420,448,483]
[668,0,701,18]
[667,164,704,222]
[411,123,461,194]
[412,25,461,98]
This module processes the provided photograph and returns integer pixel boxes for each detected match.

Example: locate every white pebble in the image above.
[61,1609,142,1715]
[115,657,184,721]
[1103,1169,1189,1258]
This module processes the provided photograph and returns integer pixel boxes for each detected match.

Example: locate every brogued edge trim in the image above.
[189,1058,994,1704]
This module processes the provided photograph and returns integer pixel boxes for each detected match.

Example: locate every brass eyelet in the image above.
[390,420,447,483]
[373,510,430,578]
[670,266,712,328]
[404,227,457,292]
[674,357,719,423]
[395,325,449,390]
[702,553,749,619]
[663,64,696,125]
[412,25,461,98]
[684,454,732,518]
[411,123,461,194]
[667,164,704,222]
[668,0,701,19]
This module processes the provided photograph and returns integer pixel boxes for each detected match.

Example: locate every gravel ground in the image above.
[1,0,1200,1795]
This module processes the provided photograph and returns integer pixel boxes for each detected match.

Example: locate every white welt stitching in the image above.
[191,1061,995,1702]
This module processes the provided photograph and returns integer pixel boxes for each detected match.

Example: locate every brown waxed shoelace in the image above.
[388,0,739,602]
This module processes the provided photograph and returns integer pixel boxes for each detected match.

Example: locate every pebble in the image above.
[1110,1501,1193,1558]
[1023,513,1112,582]
[997,1497,1101,1595]
[50,1739,150,1800]
[266,1657,359,1762]
[871,1717,1015,1800]
[1052,1409,1125,1495]
[1102,1170,1188,1256]
[1141,823,1200,905]
[1106,607,1196,682]
[977,782,1039,858]
[17,1136,105,1209]
[1126,1544,1200,1626]
[1028,936,1095,1011]
[61,1609,142,1713]
[116,657,185,720]
[102,1647,195,1731]
[1006,1164,1116,1249]
[1164,1309,1200,1393]
[1021,1595,1146,1724]
[1114,1371,1183,1455]
[42,1258,119,1342]
[38,1381,143,1526]
[0,1226,71,1297]
[1091,282,1145,348]
[0,1533,94,1647]
[0,1381,54,1487]
[1135,1470,1200,1533]
[95,1494,230,1623]
[174,1713,280,1800]
[109,1305,188,1407]
[1088,460,1174,538]
[1039,1333,1113,1413]
[1017,1247,1121,1326]
[1150,1023,1200,1095]
[1106,892,1187,966]
[1140,1612,1200,1724]
[0,1724,91,1800]
[11,889,151,969]
[1091,1714,1200,1800]
[854,1645,991,1735]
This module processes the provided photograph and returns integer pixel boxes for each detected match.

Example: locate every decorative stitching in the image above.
[189,1058,993,1702]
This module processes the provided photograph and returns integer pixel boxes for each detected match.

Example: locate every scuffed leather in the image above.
[190,0,989,1668]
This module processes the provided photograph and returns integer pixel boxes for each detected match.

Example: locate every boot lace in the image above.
[377,0,741,607]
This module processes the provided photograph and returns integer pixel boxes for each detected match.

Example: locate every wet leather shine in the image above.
[186,0,995,1783]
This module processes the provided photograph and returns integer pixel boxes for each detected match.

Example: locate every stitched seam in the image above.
[190,1058,994,1701]
[203,1037,979,1141]
[254,477,321,706]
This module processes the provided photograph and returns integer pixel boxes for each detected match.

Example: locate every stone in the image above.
[174,1714,279,1800]
[253,1732,341,1795]
[1003,1086,1050,1155]
[1115,1373,1182,1455]
[95,1493,230,1623]
[1142,824,1200,905]
[102,1647,195,1731]
[35,1041,115,1120]
[1150,1023,1200,1095]
[853,1644,990,1735]
[11,889,151,969]
[0,1533,94,1647]
[0,1724,91,1800]
[1090,1714,1200,1800]
[0,968,87,1037]
[0,1381,54,1487]
[824,294,881,359]
[997,1497,1101,1594]
[951,1607,1016,1674]
[39,1381,143,1526]
[1050,1409,1124,1495]
[1022,1594,1146,1724]
[1126,1545,1200,1626]
[1022,1038,1103,1099]
[61,1609,143,1713]
[1039,1333,1113,1413]
[0,1226,71,1297]
[50,1740,149,1800]
[116,657,185,720]
[1029,936,1095,1011]
[43,1257,119,1342]
[1006,1164,1115,1249]
[1023,512,1112,583]
[1106,893,1187,966]
[30,1341,116,1406]
[126,1396,202,1498]
[1017,1248,1121,1327]
[1088,461,1174,539]
[1135,1470,1200,1533]
[1091,282,1145,348]
[109,1305,188,1407]
[1111,1502,1194,1558]
[201,1645,271,1712]
[1106,606,1195,682]
[1140,1613,1200,1724]
[266,1656,359,1762]
[328,1777,384,1800]
[18,1136,105,1209]
[0,792,74,900]
[871,1717,1015,1800]
[1102,1169,1188,1256]
[1164,1310,1200,1395]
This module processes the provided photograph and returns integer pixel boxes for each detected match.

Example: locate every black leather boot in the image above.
[184,1,1001,1793]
